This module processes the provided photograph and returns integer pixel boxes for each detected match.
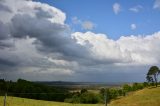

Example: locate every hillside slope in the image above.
[109,87,160,106]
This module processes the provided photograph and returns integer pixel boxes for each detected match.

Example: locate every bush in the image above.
[81,89,88,94]
[100,88,105,96]
[65,95,81,103]
[123,84,132,92]
[100,88,120,103]
[123,83,144,92]
[65,91,102,104]
[143,82,149,87]
[80,92,101,104]
[117,89,123,96]
[109,88,119,99]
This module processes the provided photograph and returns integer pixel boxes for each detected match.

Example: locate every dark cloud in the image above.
[0,58,17,66]
[35,7,53,19]
[0,3,12,12]
[0,21,10,40]
[10,14,89,60]
[0,57,18,74]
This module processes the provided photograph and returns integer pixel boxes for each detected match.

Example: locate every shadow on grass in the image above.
[147,85,160,89]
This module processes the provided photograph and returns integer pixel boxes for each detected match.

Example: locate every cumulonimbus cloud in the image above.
[72,31,160,66]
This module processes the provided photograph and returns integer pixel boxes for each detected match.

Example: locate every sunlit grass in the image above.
[109,87,160,106]
[0,96,103,106]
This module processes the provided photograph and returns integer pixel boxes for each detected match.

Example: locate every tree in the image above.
[81,89,88,94]
[100,88,105,96]
[147,66,160,87]
[146,75,154,83]
[143,82,149,87]
[123,84,132,92]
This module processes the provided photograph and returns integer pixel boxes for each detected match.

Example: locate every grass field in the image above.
[0,87,160,106]
[109,86,160,106]
[0,96,103,106]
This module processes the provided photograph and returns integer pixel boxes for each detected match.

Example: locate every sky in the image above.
[38,0,160,39]
[0,0,160,82]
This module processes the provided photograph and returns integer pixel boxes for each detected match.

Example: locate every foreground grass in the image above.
[1,87,160,106]
[0,96,103,106]
[109,87,160,106]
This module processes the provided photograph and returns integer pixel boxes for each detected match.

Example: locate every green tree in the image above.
[100,88,105,96]
[81,89,88,94]
[146,75,154,83]
[147,66,160,87]
[123,84,132,92]
[143,82,149,87]
[109,89,119,99]
[80,92,100,104]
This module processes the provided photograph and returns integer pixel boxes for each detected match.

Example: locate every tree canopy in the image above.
[146,66,160,87]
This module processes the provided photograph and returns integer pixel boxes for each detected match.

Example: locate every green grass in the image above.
[0,96,103,106]
[109,87,160,106]
[1,87,160,106]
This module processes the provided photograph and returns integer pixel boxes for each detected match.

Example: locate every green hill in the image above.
[109,87,160,106]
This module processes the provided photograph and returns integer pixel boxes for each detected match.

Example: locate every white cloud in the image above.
[129,5,143,13]
[0,0,66,24]
[72,31,160,66]
[72,32,130,63]
[153,0,160,9]
[81,21,95,30]
[113,3,121,14]
[71,16,81,24]
[71,17,95,30]
[131,24,136,30]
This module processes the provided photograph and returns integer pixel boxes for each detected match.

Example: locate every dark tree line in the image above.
[0,79,103,103]
[0,79,70,102]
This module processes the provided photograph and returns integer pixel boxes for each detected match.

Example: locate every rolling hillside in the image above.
[109,87,160,106]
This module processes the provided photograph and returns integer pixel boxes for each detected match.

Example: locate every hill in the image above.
[109,87,160,106]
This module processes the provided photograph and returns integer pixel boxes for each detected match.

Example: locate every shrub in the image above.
[65,95,81,103]
[100,88,105,96]
[143,82,149,87]
[109,88,119,99]
[117,89,123,96]
[123,84,132,92]
[81,89,88,94]
[80,92,101,104]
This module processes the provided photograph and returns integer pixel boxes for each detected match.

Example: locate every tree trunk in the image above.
[154,74,157,87]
